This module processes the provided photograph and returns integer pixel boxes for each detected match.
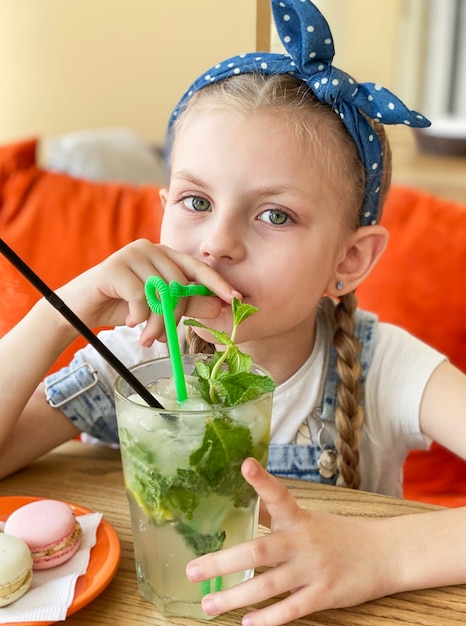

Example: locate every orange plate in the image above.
[0,495,121,626]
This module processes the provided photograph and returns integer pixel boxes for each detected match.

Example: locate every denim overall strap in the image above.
[267,308,378,484]
[321,308,378,421]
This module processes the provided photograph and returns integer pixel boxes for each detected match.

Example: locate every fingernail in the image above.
[242,457,259,478]
[202,596,219,616]
[243,616,253,626]
[186,562,201,581]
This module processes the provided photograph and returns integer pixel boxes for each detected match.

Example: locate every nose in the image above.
[199,215,247,264]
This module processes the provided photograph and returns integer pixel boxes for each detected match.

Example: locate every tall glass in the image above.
[114,355,273,619]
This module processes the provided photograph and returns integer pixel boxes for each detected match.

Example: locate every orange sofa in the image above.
[1,137,465,506]
[357,184,466,507]
[0,138,163,371]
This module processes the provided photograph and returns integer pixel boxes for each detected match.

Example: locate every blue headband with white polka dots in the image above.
[168,0,430,225]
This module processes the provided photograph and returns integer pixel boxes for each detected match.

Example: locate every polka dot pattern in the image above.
[167,0,431,226]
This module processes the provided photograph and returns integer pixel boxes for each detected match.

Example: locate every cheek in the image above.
[159,224,174,247]
[160,215,193,253]
[251,254,328,317]
[256,252,319,298]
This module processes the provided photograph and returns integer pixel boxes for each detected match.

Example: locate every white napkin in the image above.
[0,512,102,623]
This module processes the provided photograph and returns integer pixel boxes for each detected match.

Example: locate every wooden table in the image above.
[1,440,465,625]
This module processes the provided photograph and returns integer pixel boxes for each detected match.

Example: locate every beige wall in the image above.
[312,0,404,89]
[0,1,424,146]
[271,0,418,106]
[0,0,260,144]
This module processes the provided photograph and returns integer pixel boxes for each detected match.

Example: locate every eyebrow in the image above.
[170,170,208,187]
[172,170,304,197]
[170,169,322,208]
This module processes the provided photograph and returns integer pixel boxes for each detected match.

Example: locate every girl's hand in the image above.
[186,458,398,626]
[56,239,241,343]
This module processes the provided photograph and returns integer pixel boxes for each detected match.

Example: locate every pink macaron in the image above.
[4,499,83,570]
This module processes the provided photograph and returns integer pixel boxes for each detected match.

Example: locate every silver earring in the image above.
[336,281,344,291]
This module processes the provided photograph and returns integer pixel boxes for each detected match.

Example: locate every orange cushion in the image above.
[0,137,164,372]
[0,138,37,182]
[358,185,466,507]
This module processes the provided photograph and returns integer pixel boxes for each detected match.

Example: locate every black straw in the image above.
[0,239,163,409]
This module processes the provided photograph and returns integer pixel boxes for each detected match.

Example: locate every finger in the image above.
[200,562,303,620]
[120,242,241,341]
[102,269,153,328]
[106,240,238,306]
[187,522,303,586]
[138,294,223,346]
[161,245,243,302]
[183,295,223,319]
[240,585,316,626]
[241,458,302,529]
[100,241,229,339]
[138,314,167,346]
[187,537,269,583]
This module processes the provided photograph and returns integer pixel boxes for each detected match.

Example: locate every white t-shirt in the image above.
[75,305,445,498]
[269,305,445,496]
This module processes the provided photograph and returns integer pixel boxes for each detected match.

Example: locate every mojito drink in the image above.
[114,355,273,619]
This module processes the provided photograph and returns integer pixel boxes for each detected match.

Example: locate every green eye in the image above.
[260,209,289,225]
[184,196,211,212]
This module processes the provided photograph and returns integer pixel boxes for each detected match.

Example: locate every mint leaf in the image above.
[188,414,258,509]
[232,299,259,326]
[189,414,253,487]
[176,521,226,556]
[223,345,251,375]
[184,318,232,347]
[193,353,225,379]
[213,371,276,406]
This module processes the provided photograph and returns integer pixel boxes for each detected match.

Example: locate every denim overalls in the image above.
[267,308,377,485]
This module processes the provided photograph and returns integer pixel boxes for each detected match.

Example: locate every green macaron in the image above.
[0,532,33,606]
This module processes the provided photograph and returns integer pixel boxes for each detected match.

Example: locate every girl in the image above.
[1,1,465,623]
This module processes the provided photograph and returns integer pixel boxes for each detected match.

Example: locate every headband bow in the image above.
[168,0,430,225]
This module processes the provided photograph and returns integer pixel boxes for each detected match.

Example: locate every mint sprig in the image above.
[184,298,275,406]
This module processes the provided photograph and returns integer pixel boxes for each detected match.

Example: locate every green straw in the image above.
[200,576,223,598]
[145,276,212,403]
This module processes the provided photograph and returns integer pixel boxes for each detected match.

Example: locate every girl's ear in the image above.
[159,187,168,209]
[327,225,388,296]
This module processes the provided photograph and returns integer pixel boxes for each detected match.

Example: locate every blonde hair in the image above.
[174,72,392,489]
